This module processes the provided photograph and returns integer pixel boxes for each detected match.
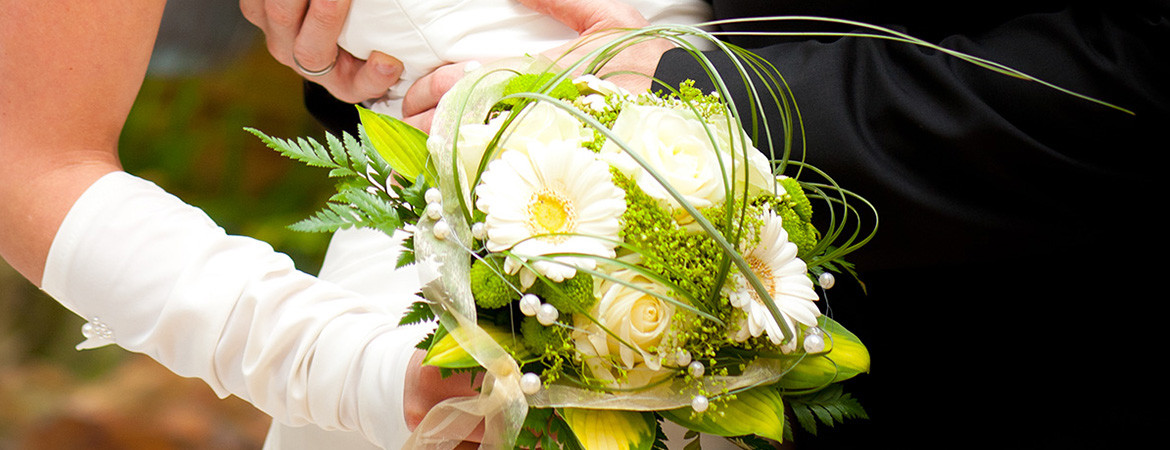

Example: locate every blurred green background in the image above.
[2,1,344,448]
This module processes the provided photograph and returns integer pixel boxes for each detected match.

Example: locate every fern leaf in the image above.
[326,132,350,169]
[288,203,362,233]
[787,385,868,436]
[246,128,334,169]
[399,300,436,326]
[395,234,416,268]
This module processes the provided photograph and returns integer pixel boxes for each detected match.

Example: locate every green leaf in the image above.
[422,322,532,368]
[777,316,870,390]
[560,408,657,450]
[660,386,785,442]
[356,106,435,184]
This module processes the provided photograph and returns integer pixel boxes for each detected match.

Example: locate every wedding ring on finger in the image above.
[294,51,337,77]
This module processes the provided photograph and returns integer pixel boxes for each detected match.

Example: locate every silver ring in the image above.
[293,52,337,77]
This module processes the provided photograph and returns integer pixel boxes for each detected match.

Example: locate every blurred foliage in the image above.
[2,19,345,447]
[120,47,336,274]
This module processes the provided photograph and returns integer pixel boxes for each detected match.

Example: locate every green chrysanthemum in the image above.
[498,73,580,109]
[776,205,819,257]
[470,258,521,309]
[779,176,813,222]
[529,272,596,314]
[520,315,571,354]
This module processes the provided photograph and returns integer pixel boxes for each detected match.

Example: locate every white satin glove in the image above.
[41,172,430,449]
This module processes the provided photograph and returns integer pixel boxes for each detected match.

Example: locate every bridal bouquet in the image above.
[251,26,875,449]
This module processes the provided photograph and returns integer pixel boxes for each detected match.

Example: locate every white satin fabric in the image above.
[42,172,432,449]
[40,173,741,449]
[338,0,714,117]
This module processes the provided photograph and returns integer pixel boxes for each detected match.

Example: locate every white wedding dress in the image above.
[40,1,740,449]
[337,0,715,118]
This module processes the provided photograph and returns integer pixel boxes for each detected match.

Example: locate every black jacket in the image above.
[652,2,1168,448]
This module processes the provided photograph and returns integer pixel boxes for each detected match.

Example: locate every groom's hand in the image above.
[401,0,674,133]
[517,0,675,93]
[241,0,403,103]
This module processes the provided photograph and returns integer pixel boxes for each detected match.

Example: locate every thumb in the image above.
[515,0,648,34]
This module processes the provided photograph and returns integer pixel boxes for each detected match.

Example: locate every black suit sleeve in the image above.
[303,80,360,138]
[655,4,1169,270]
[655,6,1167,447]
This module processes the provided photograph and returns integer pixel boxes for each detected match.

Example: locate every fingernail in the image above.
[463,61,482,73]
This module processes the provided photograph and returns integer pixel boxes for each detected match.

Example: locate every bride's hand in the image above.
[403,350,486,444]
[240,0,404,103]
[401,61,483,132]
[401,0,674,133]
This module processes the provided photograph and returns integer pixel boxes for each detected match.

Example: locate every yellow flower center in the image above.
[527,188,575,241]
[746,255,776,304]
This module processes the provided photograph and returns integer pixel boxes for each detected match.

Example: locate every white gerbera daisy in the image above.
[728,208,820,350]
[475,142,626,288]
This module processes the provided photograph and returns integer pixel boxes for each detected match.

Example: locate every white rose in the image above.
[456,101,592,204]
[573,269,675,371]
[708,113,778,196]
[600,104,730,218]
[503,101,592,152]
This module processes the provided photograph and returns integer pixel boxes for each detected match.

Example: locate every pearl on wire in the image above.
[688,361,705,378]
[519,294,541,316]
[818,272,836,289]
[425,202,443,220]
[537,303,559,325]
[432,220,451,240]
[424,188,443,204]
[471,222,487,240]
[803,334,825,353]
[674,349,692,367]
[520,372,542,394]
[691,395,709,413]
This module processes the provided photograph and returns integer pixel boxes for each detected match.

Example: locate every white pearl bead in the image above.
[674,349,692,367]
[803,334,825,353]
[81,322,96,339]
[425,202,443,220]
[688,361,705,378]
[519,294,541,316]
[520,372,542,395]
[691,395,709,413]
[471,222,487,240]
[425,188,443,204]
[432,220,450,240]
[818,272,836,289]
[537,303,559,325]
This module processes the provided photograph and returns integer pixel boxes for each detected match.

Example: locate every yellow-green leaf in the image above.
[561,408,656,450]
[422,323,532,368]
[778,316,870,390]
[356,106,434,184]
[660,386,785,442]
